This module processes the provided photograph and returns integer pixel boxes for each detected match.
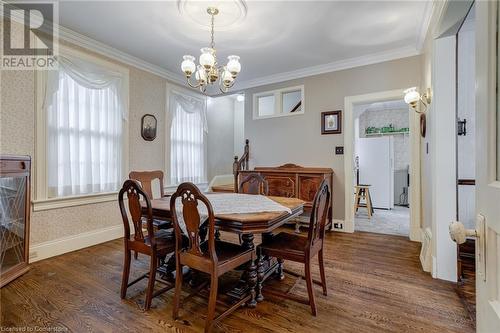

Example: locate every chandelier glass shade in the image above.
[181,7,241,93]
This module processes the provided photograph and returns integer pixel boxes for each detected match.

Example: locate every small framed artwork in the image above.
[141,114,157,141]
[321,110,342,134]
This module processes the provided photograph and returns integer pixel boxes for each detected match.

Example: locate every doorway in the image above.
[455,2,476,323]
[344,89,422,242]
[353,99,410,236]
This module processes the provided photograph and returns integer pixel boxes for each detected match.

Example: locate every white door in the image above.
[475,1,500,331]
[358,137,394,209]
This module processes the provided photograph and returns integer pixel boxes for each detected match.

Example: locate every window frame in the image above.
[252,85,305,120]
[165,85,208,188]
[33,45,130,211]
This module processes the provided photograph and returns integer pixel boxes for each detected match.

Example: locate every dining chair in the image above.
[258,179,330,316]
[238,172,269,195]
[129,170,172,228]
[170,182,254,333]
[129,170,165,198]
[129,170,172,259]
[118,179,176,310]
[236,172,270,244]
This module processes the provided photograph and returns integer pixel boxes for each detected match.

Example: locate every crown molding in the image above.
[430,0,448,38]
[2,0,431,95]
[1,1,185,85]
[232,45,419,92]
[416,0,434,51]
[58,26,186,85]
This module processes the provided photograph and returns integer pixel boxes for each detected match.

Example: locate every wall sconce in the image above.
[404,87,432,113]
[404,87,432,138]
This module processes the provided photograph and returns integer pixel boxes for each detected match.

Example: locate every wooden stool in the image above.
[354,185,374,218]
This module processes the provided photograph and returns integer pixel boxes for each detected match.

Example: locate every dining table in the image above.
[143,193,305,307]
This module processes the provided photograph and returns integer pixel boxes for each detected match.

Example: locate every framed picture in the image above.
[321,110,342,134]
[141,114,157,141]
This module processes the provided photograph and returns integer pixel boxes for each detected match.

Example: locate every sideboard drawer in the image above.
[262,174,296,198]
[298,174,323,203]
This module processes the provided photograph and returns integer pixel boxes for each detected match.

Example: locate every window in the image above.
[253,85,304,119]
[168,89,207,185]
[34,46,129,210]
[257,94,275,117]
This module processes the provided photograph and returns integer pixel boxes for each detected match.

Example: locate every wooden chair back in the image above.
[118,180,157,247]
[170,182,218,263]
[238,173,269,195]
[307,179,330,251]
[129,170,165,199]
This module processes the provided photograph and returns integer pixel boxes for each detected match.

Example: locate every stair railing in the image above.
[233,139,249,192]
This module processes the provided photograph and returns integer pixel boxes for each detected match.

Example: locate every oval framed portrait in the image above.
[141,114,157,141]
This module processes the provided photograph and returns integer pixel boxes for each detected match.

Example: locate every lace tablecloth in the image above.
[173,193,292,235]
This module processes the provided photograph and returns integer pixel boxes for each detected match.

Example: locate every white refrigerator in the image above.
[357,136,394,210]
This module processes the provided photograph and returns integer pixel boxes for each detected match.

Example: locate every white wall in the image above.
[430,35,457,282]
[457,10,476,229]
[206,96,236,181]
[243,56,421,220]
[234,98,245,157]
[419,0,475,282]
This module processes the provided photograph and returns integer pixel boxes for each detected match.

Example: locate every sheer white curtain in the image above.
[44,54,127,198]
[168,91,207,185]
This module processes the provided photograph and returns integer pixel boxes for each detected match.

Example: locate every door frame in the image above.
[343,89,422,242]
[475,0,500,330]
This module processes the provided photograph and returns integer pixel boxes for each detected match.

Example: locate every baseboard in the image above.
[410,227,423,242]
[420,227,433,273]
[431,255,438,279]
[29,225,124,263]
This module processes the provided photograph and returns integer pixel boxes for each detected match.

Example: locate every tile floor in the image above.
[354,205,410,236]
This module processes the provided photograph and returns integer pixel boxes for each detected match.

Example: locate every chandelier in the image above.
[180,7,241,93]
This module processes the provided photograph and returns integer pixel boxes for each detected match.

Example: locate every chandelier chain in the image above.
[210,12,215,50]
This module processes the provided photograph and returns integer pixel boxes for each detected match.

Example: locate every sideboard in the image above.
[239,164,334,232]
[0,155,31,288]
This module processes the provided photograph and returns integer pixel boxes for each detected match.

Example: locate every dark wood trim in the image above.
[290,101,302,113]
[420,113,426,138]
[233,139,250,192]
[458,179,476,186]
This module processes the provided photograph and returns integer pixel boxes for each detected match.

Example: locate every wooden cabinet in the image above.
[266,174,296,198]
[0,155,31,288]
[240,164,334,231]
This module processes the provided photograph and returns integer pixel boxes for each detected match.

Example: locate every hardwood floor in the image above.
[1,230,475,332]
[457,239,476,326]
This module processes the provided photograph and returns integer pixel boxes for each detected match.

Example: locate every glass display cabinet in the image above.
[0,155,31,287]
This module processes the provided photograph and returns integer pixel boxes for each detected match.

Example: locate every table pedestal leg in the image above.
[256,248,264,302]
[277,258,285,280]
[241,233,257,308]
[256,232,275,302]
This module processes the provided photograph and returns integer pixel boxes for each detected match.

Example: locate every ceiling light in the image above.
[181,7,241,94]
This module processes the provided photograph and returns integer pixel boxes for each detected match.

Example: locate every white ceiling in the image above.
[58,1,431,91]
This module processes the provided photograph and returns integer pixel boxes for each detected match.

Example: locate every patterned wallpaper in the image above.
[0,20,170,245]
